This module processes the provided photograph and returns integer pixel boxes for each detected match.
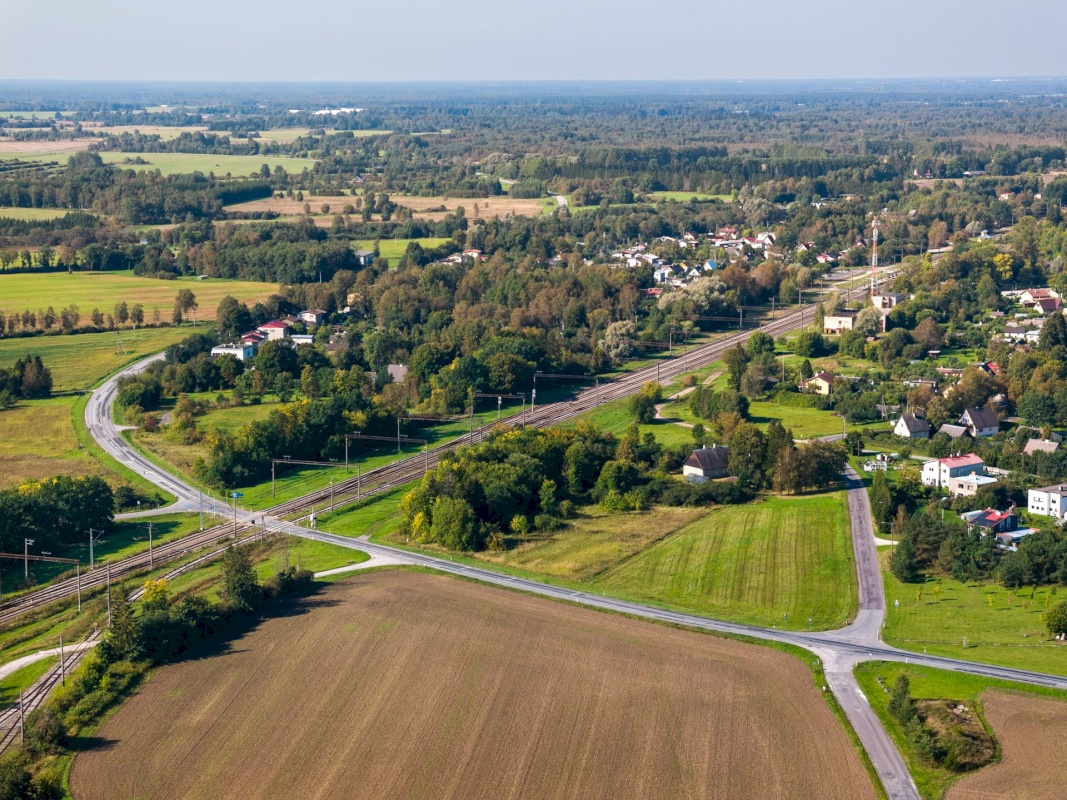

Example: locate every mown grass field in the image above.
[0,207,81,221]
[0,657,57,705]
[71,571,877,800]
[595,492,857,629]
[355,237,452,261]
[855,662,1067,800]
[0,151,319,176]
[0,270,277,321]
[650,191,733,202]
[881,549,1066,676]
[0,327,192,391]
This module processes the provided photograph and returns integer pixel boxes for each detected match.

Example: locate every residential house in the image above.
[1027,483,1067,521]
[823,309,858,334]
[386,364,409,384]
[462,249,483,262]
[682,445,731,483]
[298,309,326,325]
[871,292,906,311]
[290,334,315,346]
[256,320,290,341]
[965,508,1018,535]
[702,259,719,271]
[354,249,375,266]
[240,330,267,349]
[1033,297,1062,314]
[959,407,999,438]
[1002,323,1028,343]
[653,266,675,284]
[893,413,931,440]
[804,372,836,396]
[948,474,998,497]
[902,378,938,391]
[210,343,255,361]
[1024,439,1060,456]
[937,423,969,440]
[1019,288,1060,308]
[921,453,985,488]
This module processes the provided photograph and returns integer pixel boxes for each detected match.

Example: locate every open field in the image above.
[855,662,1067,799]
[0,327,194,391]
[650,190,733,202]
[0,206,85,221]
[252,128,390,141]
[0,657,56,705]
[596,492,857,629]
[0,396,112,489]
[355,237,452,261]
[946,691,1067,800]
[229,193,551,220]
[87,125,208,139]
[0,139,92,156]
[0,270,277,321]
[881,550,1066,676]
[70,570,877,800]
[0,150,319,176]
[0,111,76,119]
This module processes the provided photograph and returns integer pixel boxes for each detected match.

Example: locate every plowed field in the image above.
[71,571,876,800]
[946,690,1067,800]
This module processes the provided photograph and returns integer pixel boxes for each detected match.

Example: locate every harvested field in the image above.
[0,139,93,155]
[946,690,1067,800]
[70,571,876,800]
[227,193,551,220]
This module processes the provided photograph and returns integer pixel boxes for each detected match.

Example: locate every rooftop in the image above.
[941,453,984,468]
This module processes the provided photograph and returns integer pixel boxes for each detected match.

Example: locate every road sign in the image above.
[231,492,244,499]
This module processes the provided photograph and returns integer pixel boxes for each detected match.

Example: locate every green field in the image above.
[0,151,318,176]
[357,487,856,631]
[0,327,194,391]
[881,550,1066,676]
[595,492,857,629]
[855,662,1067,799]
[254,128,391,141]
[0,270,277,321]
[650,191,733,202]
[91,125,207,140]
[0,657,57,706]
[0,207,81,221]
[356,237,452,262]
[0,110,74,119]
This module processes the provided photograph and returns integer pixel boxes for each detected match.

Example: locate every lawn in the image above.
[595,492,857,629]
[196,401,283,434]
[315,488,407,540]
[881,549,1067,676]
[0,326,193,391]
[355,237,452,261]
[0,270,277,323]
[0,207,82,221]
[854,661,1067,799]
[0,657,57,706]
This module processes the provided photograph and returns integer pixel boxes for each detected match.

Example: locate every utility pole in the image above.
[23,538,33,580]
[59,635,65,686]
[199,488,204,531]
[148,522,154,568]
[19,690,24,744]
[356,464,361,504]
[330,477,335,513]
[76,563,81,613]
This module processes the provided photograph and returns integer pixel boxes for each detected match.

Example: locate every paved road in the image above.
[81,348,1067,800]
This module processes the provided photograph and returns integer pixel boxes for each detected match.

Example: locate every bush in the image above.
[24,706,65,753]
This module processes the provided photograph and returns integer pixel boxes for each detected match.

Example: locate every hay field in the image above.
[227,193,551,219]
[0,397,109,488]
[945,691,1067,800]
[0,207,81,221]
[0,139,94,155]
[0,271,277,322]
[87,125,208,140]
[0,150,318,176]
[70,571,876,800]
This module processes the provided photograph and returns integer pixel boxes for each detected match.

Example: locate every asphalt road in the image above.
[80,341,1067,800]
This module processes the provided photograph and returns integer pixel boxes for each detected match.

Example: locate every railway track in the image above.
[0,279,880,630]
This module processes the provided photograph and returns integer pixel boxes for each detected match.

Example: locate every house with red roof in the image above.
[921,453,985,488]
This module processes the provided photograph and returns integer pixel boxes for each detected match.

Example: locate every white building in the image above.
[921,454,985,488]
[823,309,858,334]
[1028,483,1067,521]
[948,474,998,498]
[210,344,255,361]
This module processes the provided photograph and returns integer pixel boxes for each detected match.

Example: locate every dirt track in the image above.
[946,690,1067,800]
[71,570,876,800]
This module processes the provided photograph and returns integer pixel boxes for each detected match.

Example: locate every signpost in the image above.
[231,492,244,539]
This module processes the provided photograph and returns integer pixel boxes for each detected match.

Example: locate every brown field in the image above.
[946,691,1067,800]
[0,139,93,155]
[227,193,550,220]
[70,571,876,800]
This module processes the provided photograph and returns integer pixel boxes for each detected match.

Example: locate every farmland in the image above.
[945,691,1067,800]
[0,327,195,391]
[70,570,877,800]
[227,193,552,220]
[0,207,81,221]
[0,150,319,176]
[355,237,452,261]
[855,662,1067,799]
[0,270,277,322]
[0,396,110,489]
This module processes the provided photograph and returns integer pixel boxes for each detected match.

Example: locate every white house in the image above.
[872,292,905,311]
[298,309,326,325]
[653,266,675,284]
[823,309,858,334]
[683,445,731,483]
[210,344,255,361]
[959,407,999,438]
[256,320,290,341]
[804,372,836,396]
[1028,483,1067,521]
[921,453,985,488]
[893,413,931,440]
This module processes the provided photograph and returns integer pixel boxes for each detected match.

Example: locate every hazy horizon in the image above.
[6,0,1067,82]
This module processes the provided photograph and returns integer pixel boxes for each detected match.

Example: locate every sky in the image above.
[6,0,1067,82]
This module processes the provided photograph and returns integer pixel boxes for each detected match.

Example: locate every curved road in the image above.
[77,324,1067,800]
